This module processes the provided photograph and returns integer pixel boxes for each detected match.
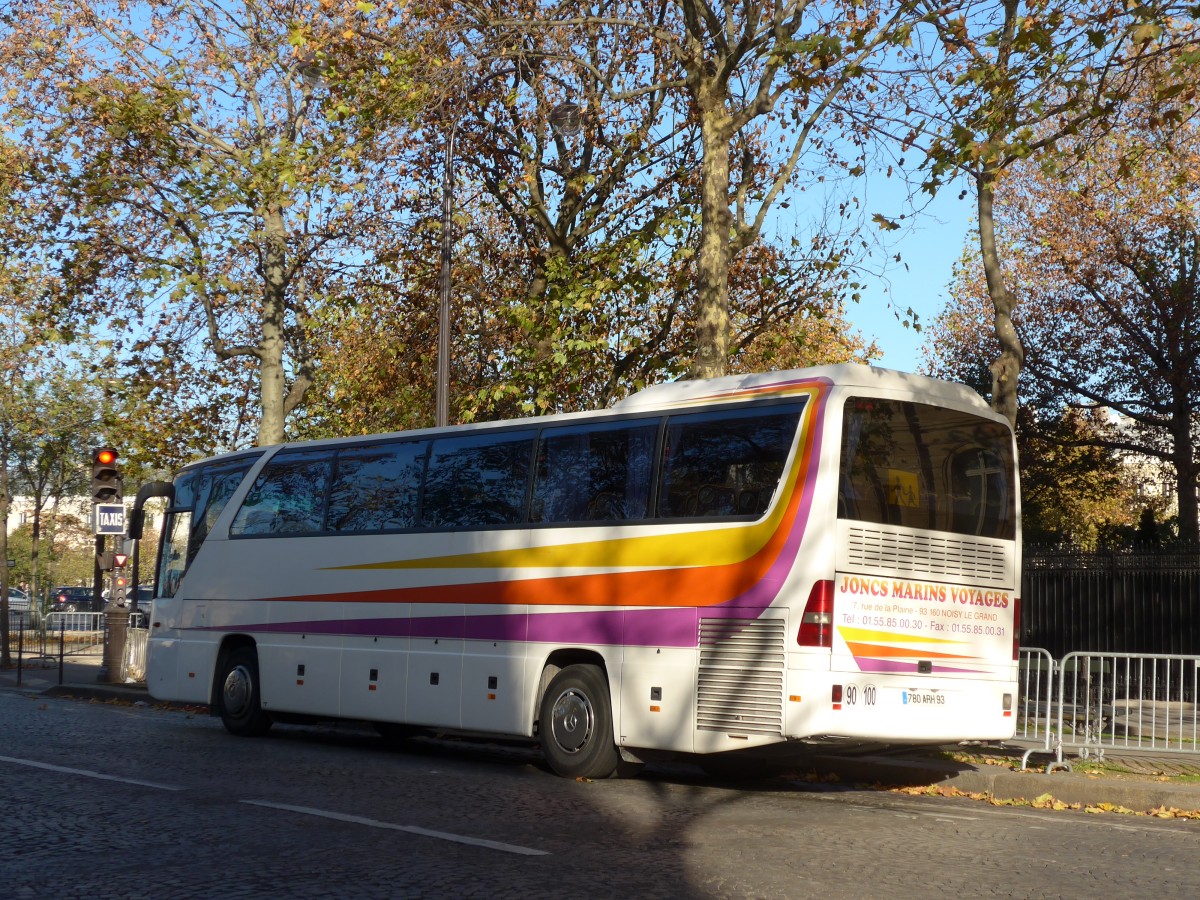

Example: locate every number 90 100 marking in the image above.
[843,685,877,706]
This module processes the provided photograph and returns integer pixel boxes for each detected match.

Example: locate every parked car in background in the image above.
[47,586,103,613]
[6,587,30,612]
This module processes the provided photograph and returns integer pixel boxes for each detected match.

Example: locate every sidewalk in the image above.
[0,649,151,704]
[3,651,1199,814]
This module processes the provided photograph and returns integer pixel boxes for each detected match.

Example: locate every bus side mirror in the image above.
[129,480,176,539]
[128,509,145,540]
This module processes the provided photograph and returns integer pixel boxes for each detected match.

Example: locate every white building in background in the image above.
[4,495,162,543]
[4,494,95,540]
[1109,412,1179,519]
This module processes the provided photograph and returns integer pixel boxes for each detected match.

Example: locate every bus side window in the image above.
[327,440,427,532]
[158,511,192,599]
[190,463,254,561]
[230,450,335,536]
[657,405,803,519]
[156,469,198,599]
[531,420,656,524]
[421,431,536,528]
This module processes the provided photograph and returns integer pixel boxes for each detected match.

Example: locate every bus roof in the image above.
[611,363,994,414]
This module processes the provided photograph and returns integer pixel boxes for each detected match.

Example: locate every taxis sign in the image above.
[93,503,126,535]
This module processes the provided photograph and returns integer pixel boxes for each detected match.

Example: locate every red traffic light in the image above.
[91,447,122,504]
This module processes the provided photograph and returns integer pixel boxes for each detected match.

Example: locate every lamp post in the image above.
[435,98,583,428]
[436,124,457,428]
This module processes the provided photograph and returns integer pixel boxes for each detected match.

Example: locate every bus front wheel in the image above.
[218,647,273,737]
[538,664,619,779]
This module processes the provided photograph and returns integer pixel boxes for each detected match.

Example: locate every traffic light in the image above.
[113,569,129,604]
[91,447,122,504]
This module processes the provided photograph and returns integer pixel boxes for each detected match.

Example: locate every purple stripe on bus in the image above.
[853,657,987,675]
[198,602,786,648]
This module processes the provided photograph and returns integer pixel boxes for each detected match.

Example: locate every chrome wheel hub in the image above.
[223,664,252,716]
[551,688,594,754]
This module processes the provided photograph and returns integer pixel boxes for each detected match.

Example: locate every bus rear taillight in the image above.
[1011,597,1021,660]
[798,580,835,647]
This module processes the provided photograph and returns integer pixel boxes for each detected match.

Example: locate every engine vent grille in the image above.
[845,525,1009,583]
[697,618,785,734]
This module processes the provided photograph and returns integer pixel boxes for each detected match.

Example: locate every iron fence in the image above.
[1022,545,1200,658]
[5,610,150,684]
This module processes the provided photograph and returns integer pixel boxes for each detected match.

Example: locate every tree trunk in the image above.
[29,505,40,615]
[1172,418,1199,544]
[691,104,734,380]
[977,169,1024,427]
[1,441,10,667]
[257,202,289,446]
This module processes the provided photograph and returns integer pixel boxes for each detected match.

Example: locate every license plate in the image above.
[899,689,947,707]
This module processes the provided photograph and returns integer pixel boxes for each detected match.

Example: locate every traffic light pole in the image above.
[91,447,128,685]
[97,534,129,684]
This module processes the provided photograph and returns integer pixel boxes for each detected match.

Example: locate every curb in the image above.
[39,682,201,712]
[42,683,155,704]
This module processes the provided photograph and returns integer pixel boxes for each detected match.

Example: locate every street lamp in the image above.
[436,123,457,429]
[436,98,585,428]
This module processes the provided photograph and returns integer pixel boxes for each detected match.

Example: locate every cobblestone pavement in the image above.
[1,690,1197,899]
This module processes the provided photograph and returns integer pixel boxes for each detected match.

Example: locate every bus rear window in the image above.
[837,398,1016,539]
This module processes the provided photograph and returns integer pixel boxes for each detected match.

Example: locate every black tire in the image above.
[217,647,273,736]
[538,664,619,779]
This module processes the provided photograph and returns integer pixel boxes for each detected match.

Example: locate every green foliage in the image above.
[4,521,94,601]
[1016,408,1147,549]
[0,0,430,447]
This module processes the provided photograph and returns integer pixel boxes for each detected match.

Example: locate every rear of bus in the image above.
[792,381,1020,745]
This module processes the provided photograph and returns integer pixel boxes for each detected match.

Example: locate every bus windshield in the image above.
[157,455,260,597]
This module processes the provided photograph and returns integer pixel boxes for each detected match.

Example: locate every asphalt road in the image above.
[1,691,1196,899]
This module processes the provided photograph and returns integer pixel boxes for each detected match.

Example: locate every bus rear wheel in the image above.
[218,647,273,737]
[538,664,619,779]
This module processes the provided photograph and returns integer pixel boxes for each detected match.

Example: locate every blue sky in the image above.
[850,183,976,372]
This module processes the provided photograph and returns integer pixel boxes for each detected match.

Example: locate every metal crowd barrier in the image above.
[6,608,35,628]
[1017,647,1056,754]
[1017,648,1200,771]
[42,611,106,656]
[126,623,149,682]
[1057,652,1199,758]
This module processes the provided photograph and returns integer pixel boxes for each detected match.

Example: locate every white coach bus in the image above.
[144,364,1020,778]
